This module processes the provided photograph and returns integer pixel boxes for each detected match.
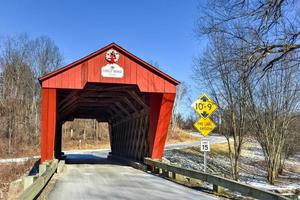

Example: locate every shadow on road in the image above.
[62,154,121,165]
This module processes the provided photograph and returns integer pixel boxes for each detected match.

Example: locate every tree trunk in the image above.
[233,156,239,181]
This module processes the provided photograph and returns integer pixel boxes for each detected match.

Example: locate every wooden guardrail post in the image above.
[144,158,289,200]
[213,184,224,193]
[17,159,58,200]
[161,169,168,177]
[153,167,160,174]
[38,163,47,176]
[169,171,176,179]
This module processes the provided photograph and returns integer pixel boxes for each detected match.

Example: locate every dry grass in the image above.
[62,139,110,151]
[176,141,232,158]
[0,159,37,199]
[211,142,232,157]
[62,136,110,151]
[166,128,199,144]
[0,139,39,159]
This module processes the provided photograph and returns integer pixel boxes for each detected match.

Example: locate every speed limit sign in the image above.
[200,140,210,152]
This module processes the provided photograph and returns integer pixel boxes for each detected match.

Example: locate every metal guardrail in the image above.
[17,159,58,200]
[144,158,290,200]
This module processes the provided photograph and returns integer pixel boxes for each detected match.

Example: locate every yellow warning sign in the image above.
[194,117,216,137]
[191,94,218,118]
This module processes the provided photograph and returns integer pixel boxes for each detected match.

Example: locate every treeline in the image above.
[0,34,112,156]
[194,0,300,184]
[63,120,109,141]
[0,34,63,155]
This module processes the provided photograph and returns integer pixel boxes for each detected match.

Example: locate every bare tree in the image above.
[0,34,63,155]
[171,83,189,135]
[248,58,300,184]
[195,0,300,184]
[197,0,300,72]
[193,34,252,180]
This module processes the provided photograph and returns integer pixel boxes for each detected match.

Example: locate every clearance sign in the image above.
[191,93,218,137]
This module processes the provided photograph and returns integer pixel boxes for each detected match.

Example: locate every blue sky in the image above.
[0,0,205,81]
[0,0,206,114]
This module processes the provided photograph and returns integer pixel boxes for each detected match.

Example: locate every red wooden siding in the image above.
[40,88,57,162]
[41,44,177,93]
[149,93,175,159]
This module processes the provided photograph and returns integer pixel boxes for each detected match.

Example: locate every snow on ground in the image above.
[163,137,300,197]
[0,156,40,164]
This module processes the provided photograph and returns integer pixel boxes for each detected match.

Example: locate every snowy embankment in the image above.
[0,156,40,164]
[163,136,300,197]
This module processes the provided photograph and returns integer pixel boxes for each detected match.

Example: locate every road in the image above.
[0,134,226,164]
[165,134,226,150]
[47,150,219,200]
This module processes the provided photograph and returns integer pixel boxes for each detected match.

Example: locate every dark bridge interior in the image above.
[55,83,149,161]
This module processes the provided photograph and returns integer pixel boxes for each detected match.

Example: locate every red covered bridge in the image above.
[39,43,179,163]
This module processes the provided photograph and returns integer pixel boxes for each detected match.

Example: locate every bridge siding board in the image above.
[149,93,175,159]
[41,88,57,162]
[40,89,49,162]
[41,46,175,93]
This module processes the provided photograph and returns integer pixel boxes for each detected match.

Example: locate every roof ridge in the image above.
[39,43,179,85]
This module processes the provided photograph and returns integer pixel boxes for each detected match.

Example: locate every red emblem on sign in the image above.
[106,49,120,63]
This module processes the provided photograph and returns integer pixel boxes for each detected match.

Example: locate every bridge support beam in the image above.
[54,121,62,159]
[149,93,175,160]
[41,88,57,163]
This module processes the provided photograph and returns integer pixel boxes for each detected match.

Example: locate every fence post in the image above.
[213,184,224,193]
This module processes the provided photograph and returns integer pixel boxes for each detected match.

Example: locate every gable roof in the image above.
[39,43,180,85]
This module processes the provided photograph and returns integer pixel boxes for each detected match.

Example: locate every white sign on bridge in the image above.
[101,63,124,78]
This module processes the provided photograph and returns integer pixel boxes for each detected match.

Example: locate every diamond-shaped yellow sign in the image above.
[191,94,218,118]
[194,117,216,137]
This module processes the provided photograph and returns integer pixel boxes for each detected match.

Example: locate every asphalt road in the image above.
[47,151,219,200]
[47,135,226,199]
[165,134,226,150]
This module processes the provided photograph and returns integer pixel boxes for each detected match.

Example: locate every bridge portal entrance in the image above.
[39,43,179,163]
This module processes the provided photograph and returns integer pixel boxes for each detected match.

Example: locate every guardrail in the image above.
[17,159,58,200]
[144,158,289,200]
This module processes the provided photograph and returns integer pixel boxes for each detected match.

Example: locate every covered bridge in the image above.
[39,43,179,163]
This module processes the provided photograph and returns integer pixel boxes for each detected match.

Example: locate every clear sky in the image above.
[0,0,206,85]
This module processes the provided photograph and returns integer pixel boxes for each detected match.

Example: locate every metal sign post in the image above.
[204,151,207,173]
[200,139,210,173]
[192,93,218,173]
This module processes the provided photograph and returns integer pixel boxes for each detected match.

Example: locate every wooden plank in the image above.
[126,118,134,158]
[134,115,145,160]
[59,92,79,112]
[127,91,148,109]
[41,89,49,162]
[143,114,149,158]
[86,85,136,92]
[58,90,80,108]
[149,93,175,160]
[110,105,125,119]
[115,102,131,116]
[46,89,57,161]
[122,97,137,112]
[144,158,289,200]
[80,91,129,98]
[133,113,140,159]
[141,113,148,158]
[17,160,58,200]
[59,99,79,119]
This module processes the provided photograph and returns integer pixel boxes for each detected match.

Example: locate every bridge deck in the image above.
[47,151,218,200]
